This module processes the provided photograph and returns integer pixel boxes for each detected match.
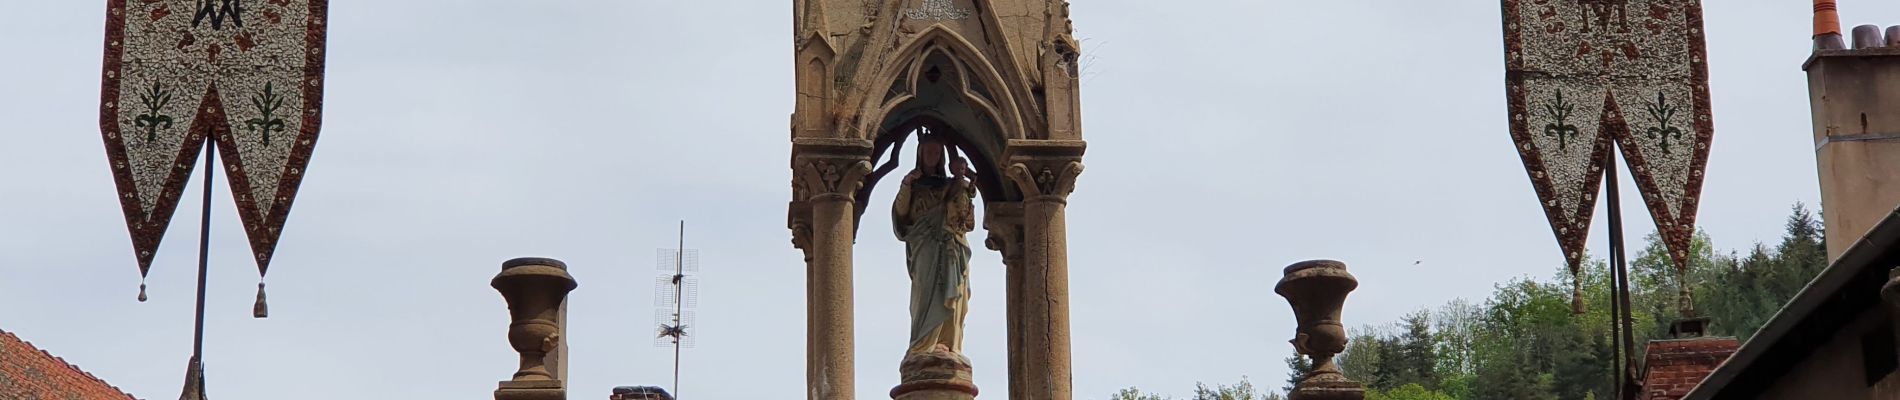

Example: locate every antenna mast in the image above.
[655,221,698,399]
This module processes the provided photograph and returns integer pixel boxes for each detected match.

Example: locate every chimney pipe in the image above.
[1854,24,1886,49]
[1887,26,1900,48]
[1816,0,1846,50]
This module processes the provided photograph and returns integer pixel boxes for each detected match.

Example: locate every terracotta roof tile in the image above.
[0,329,139,400]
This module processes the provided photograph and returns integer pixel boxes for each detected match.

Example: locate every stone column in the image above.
[1002,140,1086,400]
[492,257,578,400]
[792,138,874,400]
[982,203,1026,400]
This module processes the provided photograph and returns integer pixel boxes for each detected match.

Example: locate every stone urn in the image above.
[493,257,577,400]
[1275,260,1364,400]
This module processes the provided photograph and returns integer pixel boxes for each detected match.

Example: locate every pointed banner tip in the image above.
[253,282,269,319]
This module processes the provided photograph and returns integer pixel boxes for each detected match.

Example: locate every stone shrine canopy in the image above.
[789,1,1087,399]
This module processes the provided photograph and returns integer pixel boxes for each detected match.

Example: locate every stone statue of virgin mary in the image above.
[892,133,976,358]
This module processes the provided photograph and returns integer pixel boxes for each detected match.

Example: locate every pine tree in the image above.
[1282,355,1313,394]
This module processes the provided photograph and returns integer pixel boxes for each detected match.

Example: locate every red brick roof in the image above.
[0,329,139,400]
[1642,337,1740,400]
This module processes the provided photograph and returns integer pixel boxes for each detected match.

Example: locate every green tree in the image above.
[1367,383,1455,400]
[1193,377,1262,400]
[1432,300,1481,379]
[1337,327,1385,386]
[1282,355,1313,395]
[1124,204,1831,400]
[1393,312,1440,390]
[1111,387,1171,400]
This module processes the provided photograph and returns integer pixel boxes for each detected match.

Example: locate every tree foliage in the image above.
[1110,204,1828,400]
[1112,377,1284,400]
[1282,355,1312,395]
[1337,204,1826,400]
[1109,204,1824,398]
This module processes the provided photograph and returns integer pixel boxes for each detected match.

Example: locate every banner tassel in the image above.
[138,280,148,303]
[1570,267,1585,315]
[253,281,269,319]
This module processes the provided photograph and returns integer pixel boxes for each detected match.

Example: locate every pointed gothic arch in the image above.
[863,25,1028,142]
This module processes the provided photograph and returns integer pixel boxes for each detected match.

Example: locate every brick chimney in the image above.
[610,386,673,400]
[1639,337,1740,400]
[1806,1,1900,260]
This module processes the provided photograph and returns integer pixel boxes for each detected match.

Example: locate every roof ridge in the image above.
[0,328,141,400]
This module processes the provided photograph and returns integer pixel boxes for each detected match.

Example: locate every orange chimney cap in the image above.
[1816,0,1842,37]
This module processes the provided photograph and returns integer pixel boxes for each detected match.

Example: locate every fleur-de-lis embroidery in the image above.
[134,82,174,142]
[1541,89,1580,150]
[1640,92,1684,155]
[245,82,286,146]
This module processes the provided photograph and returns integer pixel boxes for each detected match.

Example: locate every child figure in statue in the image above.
[892,132,976,358]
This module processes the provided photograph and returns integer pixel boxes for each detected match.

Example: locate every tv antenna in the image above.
[654,221,698,398]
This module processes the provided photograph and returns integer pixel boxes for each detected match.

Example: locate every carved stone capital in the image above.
[1002,140,1087,201]
[795,159,874,200]
[982,202,1026,262]
[789,138,874,254]
[788,201,816,260]
[792,138,876,200]
[1005,161,1083,201]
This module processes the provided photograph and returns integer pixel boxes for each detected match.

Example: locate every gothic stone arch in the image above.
[788,1,1086,399]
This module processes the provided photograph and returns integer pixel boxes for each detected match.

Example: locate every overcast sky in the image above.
[3,0,1895,399]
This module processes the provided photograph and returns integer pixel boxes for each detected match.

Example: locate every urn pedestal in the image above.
[890,350,978,400]
[1276,260,1365,400]
[493,257,578,400]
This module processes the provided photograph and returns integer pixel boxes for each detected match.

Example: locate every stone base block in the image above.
[496,379,565,400]
[891,350,978,400]
[1290,371,1364,400]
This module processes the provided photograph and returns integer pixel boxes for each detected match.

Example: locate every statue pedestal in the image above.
[1289,371,1364,400]
[890,351,978,400]
[495,379,565,400]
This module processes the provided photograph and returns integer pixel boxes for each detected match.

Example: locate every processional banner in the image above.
[1503,0,1716,297]
[101,0,328,310]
